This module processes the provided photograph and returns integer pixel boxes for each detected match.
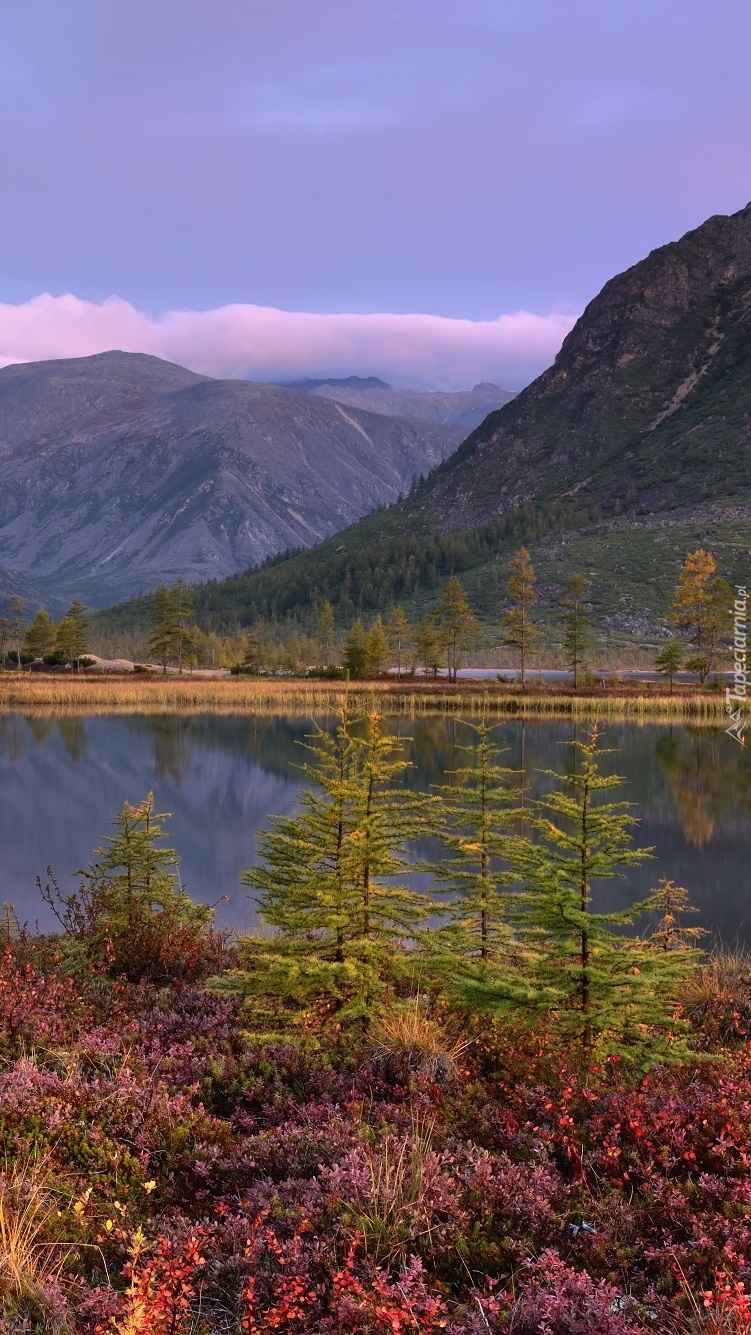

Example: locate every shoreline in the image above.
[0,673,733,721]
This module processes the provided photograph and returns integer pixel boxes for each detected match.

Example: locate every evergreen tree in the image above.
[655,640,683,693]
[315,601,336,665]
[436,575,477,682]
[23,608,57,660]
[364,615,391,678]
[387,607,411,680]
[148,585,179,673]
[668,549,730,683]
[235,705,433,1027]
[560,573,591,688]
[496,726,695,1059]
[343,619,367,678]
[414,613,441,678]
[428,720,518,980]
[501,547,538,687]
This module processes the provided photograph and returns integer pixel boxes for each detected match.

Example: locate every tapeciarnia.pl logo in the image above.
[726,584,747,746]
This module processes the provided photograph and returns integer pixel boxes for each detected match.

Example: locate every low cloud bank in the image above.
[0,293,577,390]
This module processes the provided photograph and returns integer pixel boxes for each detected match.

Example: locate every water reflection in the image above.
[0,712,749,939]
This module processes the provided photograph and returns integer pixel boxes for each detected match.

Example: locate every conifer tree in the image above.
[65,599,89,669]
[315,601,336,665]
[236,705,433,1026]
[436,575,477,682]
[343,619,367,678]
[642,877,706,953]
[501,726,698,1059]
[428,720,518,980]
[560,573,591,688]
[23,608,56,660]
[414,613,441,678]
[42,793,213,982]
[501,547,538,687]
[387,607,411,679]
[173,578,194,674]
[148,585,179,673]
[655,640,683,693]
[364,615,391,678]
[668,549,730,683]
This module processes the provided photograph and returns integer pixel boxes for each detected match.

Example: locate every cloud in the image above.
[0,293,576,390]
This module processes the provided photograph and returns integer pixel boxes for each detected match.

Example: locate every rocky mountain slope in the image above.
[298,377,516,431]
[420,200,751,528]
[115,200,751,636]
[0,352,464,608]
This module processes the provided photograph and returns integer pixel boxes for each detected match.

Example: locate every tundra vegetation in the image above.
[1,715,750,1333]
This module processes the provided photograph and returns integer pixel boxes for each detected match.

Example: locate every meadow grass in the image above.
[0,672,731,721]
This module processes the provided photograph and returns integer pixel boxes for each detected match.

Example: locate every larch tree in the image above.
[42,792,213,983]
[6,596,26,668]
[560,573,591,688]
[315,601,336,666]
[436,575,477,682]
[501,547,538,687]
[23,608,57,660]
[66,599,89,670]
[148,585,179,673]
[343,619,367,678]
[387,607,412,680]
[172,579,194,674]
[668,549,730,683]
[414,613,441,678]
[655,640,683,693]
[497,726,694,1061]
[428,719,519,983]
[364,615,391,678]
[234,703,434,1028]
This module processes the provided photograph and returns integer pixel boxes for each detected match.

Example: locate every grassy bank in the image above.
[0,671,732,720]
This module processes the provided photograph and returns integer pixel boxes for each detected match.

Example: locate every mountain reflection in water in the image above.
[0,712,749,939]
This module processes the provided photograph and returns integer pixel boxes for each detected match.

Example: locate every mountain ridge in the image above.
[0,351,465,609]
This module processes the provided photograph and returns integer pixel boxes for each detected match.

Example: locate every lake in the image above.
[1,711,749,940]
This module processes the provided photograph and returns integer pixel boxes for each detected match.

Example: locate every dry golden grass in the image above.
[0,1155,72,1321]
[0,672,731,722]
[372,997,472,1085]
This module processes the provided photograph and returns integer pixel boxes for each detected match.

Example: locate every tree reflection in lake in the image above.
[0,711,749,939]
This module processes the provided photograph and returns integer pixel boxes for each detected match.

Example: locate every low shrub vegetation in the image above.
[0,708,749,1333]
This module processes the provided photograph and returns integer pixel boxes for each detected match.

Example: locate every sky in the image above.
[0,0,750,389]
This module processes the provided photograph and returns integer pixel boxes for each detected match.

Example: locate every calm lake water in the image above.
[1,711,750,939]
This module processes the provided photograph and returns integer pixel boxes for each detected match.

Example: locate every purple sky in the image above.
[1,0,750,388]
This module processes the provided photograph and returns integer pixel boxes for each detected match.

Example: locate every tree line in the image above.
[0,596,91,669]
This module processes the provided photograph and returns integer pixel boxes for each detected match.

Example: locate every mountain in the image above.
[102,201,751,639]
[305,379,516,431]
[0,352,465,609]
[417,201,751,529]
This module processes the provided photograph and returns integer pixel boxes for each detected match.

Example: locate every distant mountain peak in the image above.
[280,375,391,391]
